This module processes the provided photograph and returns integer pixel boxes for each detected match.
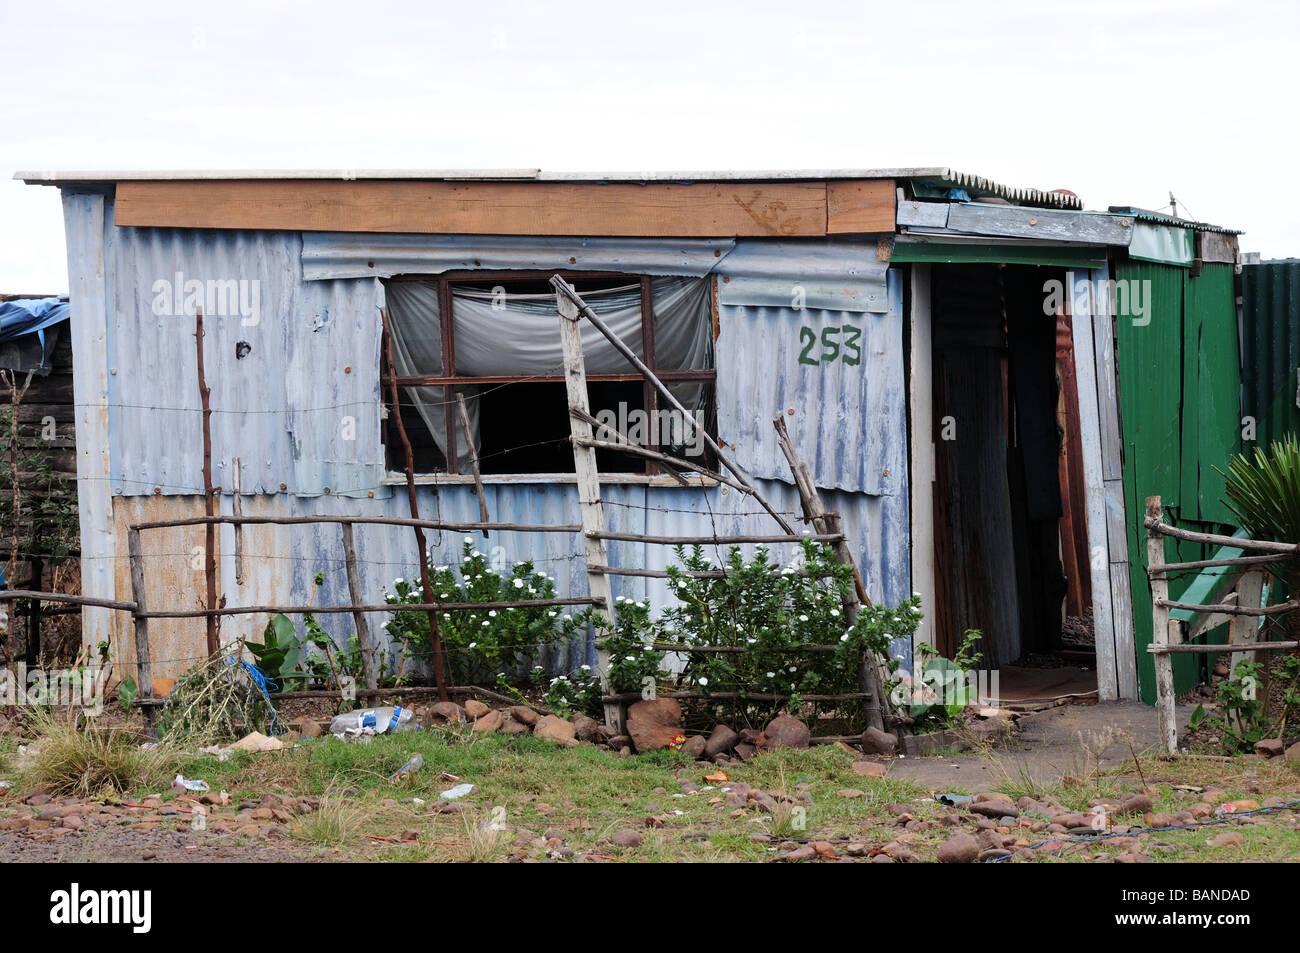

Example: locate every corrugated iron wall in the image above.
[66,190,912,679]
[1241,260,1300,450]
[1116,259,1242,703]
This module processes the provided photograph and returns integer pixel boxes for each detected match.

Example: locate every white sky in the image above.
[2,0,1297,291]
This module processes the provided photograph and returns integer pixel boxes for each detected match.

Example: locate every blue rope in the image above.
[223,656,282,735]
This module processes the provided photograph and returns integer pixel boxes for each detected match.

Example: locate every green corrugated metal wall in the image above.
[1116,260,1241,703]
[1241,260,1300,450]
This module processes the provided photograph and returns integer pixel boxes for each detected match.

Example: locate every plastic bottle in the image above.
[389,753,423,781]
[328,705,416,738]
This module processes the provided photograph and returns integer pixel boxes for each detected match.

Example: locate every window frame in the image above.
[383,270,718,476]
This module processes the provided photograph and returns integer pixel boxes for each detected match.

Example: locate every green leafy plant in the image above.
[1191,659,1270,751]
[661,541,915,728]
[544,665,602,718]
[245,613,310,690]
[567,598,667,697]
[1191,655,1300,753]
[905,628,984,729]
[383,538,569,687]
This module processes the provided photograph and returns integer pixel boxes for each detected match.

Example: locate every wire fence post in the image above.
[341,522,378,692]
[126,526,154,727]
[556,281,622,733]
[1146,496,1178,754]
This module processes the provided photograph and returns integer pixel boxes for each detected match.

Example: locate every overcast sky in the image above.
[2,0,1296,291]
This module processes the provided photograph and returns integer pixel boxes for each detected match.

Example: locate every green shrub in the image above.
[661,541,917,728]
[383,538,570,686]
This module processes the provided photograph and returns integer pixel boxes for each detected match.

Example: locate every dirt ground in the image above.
[889,700,1196,789]
[2,700,1295,864]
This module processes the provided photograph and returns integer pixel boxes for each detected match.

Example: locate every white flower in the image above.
[464,535,474,543]
[394,576,404,584]
[698,677,709,686]
[547,611,557,618]
[580,664,591,671]
[488,610,498,617]
[637,601,646,609]
[444,613,451,619]
[788,666,797,673]
[798,614,809,622]
[841,633,849,642]
[468,642,477,649]
[529,587,537,594]
[512,578,524,589]
[830,609,840,617]
[625,655,636,662]
[766,671,776,678]
[747,638,757,644]
[481,620,490,627]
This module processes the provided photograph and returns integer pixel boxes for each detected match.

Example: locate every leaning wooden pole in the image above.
[341,523,379,692]
[557,287,622,732]
[772,415,889,732]
[380,309,448,701]
[195,310,219,658]
[550,276,796,536]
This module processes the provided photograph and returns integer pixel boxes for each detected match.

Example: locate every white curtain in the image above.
[385,277,713,469]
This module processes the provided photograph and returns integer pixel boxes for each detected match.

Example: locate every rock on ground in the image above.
[937,833,980,863]
[626,699,684,752]
[762,715,811,750]
[534,715,578,746]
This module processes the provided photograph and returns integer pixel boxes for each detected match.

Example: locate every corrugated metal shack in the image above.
[17,169,1246,704]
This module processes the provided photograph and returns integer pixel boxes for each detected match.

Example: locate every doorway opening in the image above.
[927,262,1097,698]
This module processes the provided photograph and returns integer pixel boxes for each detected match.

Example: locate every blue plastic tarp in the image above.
[0,297,69,344]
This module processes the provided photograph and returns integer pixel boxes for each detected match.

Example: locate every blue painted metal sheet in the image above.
[716,269,906,496]
[102,204,390,499]
[714,239,890,313]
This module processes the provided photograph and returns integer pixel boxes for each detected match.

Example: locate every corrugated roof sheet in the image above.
[1107,207,1243,235]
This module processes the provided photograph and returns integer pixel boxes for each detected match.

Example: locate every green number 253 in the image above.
[798,324,862,366]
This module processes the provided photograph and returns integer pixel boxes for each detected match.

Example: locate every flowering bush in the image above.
[663,541,919,728]
[383,538,569,686]
[543,665,602,718]
[566,597,668,696]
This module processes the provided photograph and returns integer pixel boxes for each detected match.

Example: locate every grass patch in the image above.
[24,712,175,798]
[288,792,366,848]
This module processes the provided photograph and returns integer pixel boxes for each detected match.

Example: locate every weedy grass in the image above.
[287,790,367,848]
[24,711,177,798]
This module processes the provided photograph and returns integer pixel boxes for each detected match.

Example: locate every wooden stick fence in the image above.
[0,276,899,742]
[1144,495,1300,753]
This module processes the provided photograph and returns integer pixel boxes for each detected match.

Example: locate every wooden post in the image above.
[456,394,490,536]
[1229,570,1264,676]
[127,526,154,724]
[195,310,219,657]
[1146,496,1178,754]
[341,522,378,692]
[557,286,622,732]
[231,457,244,586]
[772,415,888,732]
